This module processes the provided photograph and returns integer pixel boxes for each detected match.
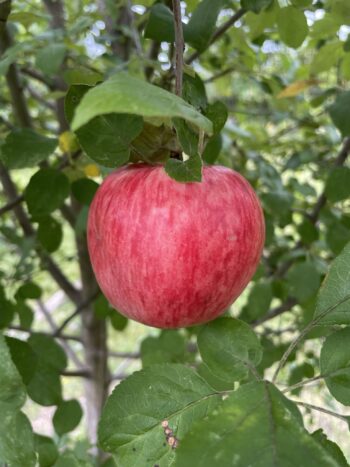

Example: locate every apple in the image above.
[87,163,265,328]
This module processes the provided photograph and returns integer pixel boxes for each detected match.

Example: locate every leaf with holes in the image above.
[175,381,340,467]
[98,364,221,467]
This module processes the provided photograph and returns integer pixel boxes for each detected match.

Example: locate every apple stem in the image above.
[172,0,184,97]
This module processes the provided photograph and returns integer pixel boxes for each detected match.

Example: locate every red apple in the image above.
[87,163,265,328]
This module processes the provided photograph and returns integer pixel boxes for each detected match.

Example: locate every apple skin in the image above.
[87,163,265,328]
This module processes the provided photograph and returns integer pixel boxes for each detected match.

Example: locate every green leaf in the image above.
[27,361,62,406]
[314,241,350,324]
[5,336,38,385]
[144,4,175,42]
[286,262,321,303]
[241,0,273,14]
[0,129,57,169]
[298,219,319,244]
[311,430,349,467]
[205,101,228,135]
[165,153,202,182]
[53,453,83,467]
[0,333,26,409]
[173,118,199,157]
[16,282,42,300]
[175,381,339,467]
[331,0,350,25]
[325,167,350,202]
[329,91,350,137]
[277,7,308,49]
[94,295,111,320]
[53,399,83,435]
[185,0,227,52]
[36,43,66,76]
[0,334,36,466]
[291,0,313,6]
[37,216,63,253]
[65,85,144,168]
[326,219,350,255]
[71,73,213,136]
[320,328,350,405]
[28,334,67,372]
[0,410,36,467]
[288,363,315,395]
[310,42,344,74]
[63,68,103,86]
[197,362,235,391]
[197,318,263,382]
[17,302,34,329]
[109,311,128,331]
[141,331,186,367]
[182,73,208,110]
[202,134,222,164]
[240,280,273,321]
[35,434,59,467]
[145,1,227,52]
[25,169,70,218]
[71,178,99,205]
[0,293,15,329]
[98,364,220,466]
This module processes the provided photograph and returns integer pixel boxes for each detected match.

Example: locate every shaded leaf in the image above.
[165,153,202,182]
[5,336,37,386]
[197,318,262,382]
[37,216,63,253]
[314,241,350,324]
[25,169,70,218]
[320,328,350,405]
[241,0,273,14]
[53,400,83,436]
[175,382,339,467]
[0,129,57,169]
[329,91,350,137]
[325,167,350,202]
[36,43,66,76]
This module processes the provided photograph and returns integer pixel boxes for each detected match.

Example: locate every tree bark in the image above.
[40,0,109,448]
[42,0,69,132]
[73,201,109,451]
[98,0,133,60]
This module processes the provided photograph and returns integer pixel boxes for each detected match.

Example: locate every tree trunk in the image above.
[75,228,109,447]
[71,198,109,456]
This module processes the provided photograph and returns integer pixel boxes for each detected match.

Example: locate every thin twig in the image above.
[109,351,140,359]
[8,325,81,342]
[0,195,23,216]
[172,0,184,97]
[281,374,324,394]
[294,400,349,423]
[54,289,100,337]
[252,298,297,327]
[37,300,85,369]
[61,369,91,378]
[272,293,350,383]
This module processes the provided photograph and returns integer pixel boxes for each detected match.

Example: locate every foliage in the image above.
[1,0,350,466]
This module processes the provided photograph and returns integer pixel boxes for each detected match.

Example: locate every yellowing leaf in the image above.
[59,131,79,154]
[84,164,100,178]
[277,79,319,99]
